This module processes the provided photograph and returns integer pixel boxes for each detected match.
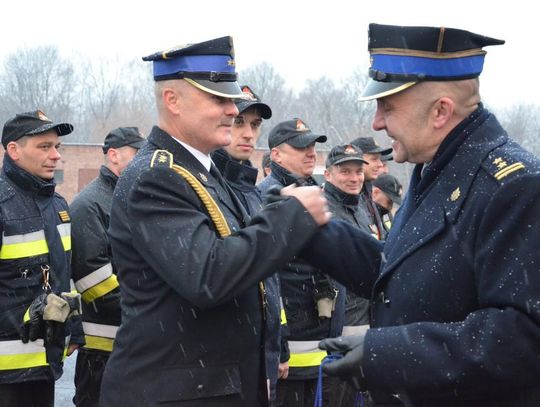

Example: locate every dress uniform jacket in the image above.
[211,148,287,403]
[99,127,319,407]
[303,106,540,405]
[0,155,75,383]
[258,163,345,380]
[71,165,121,351]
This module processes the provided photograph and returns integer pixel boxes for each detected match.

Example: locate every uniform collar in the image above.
[2,154,55,197]
[100,165,119,188]
[269,162,318,186]
[324,181,360,206]
[211,149,258,189]
[172,137,212,171]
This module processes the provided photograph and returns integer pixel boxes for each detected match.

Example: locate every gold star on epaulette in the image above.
[227,59,235,66]
[150,150,173,168]
[493,157,508,170]
[450,187,460,202]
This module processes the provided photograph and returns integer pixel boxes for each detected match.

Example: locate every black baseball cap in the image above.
[326,144,367,168]
[351,137,392,155]
[373,173,403,205]
[102,127,145,154]
[235,85,272,119]
[268,118,326,149]
[142,36,244,98]
[2,110,73,148]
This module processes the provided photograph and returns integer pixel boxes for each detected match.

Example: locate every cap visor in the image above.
[359,79,417,101]
[235,101,272,119]
[286,133,327,148]
[28,122,74,137]
[184,78,244,98]
[129,140,146,149]
[332,157,368,166]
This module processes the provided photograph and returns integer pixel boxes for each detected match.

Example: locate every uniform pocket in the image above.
[157,363,242,403]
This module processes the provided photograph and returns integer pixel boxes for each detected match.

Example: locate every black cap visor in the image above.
[286,133,327,148]
[184,78,245,98]
[359,79,417,101]
[235,100,272,119]
[27,122,74,137]
[332,156,368,166]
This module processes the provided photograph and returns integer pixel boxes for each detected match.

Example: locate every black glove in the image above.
[21,293,48,343]
[319,333,367,389]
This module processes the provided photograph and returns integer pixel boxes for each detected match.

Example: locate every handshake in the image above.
[21,292,81,344]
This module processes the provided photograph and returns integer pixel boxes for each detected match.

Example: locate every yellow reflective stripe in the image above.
[75,263,113,292]
[23,307,30,323]
[280,308,287,325]
[0,230,48,259]
[288,351,327,367]
[288,340,328,367]
[0,340,47,370]
[81,274,119,303]
[84,335,114,352]
[82,322,118,339]
[0,224,71,260]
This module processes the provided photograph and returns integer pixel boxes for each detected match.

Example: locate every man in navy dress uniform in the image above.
[304,24,540,405]
[98,36,329,407]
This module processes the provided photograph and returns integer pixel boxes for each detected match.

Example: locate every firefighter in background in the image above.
[0,111,83,407]
[71,127,145,407]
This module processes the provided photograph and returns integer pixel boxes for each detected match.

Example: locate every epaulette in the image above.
[0,177,15,203]
[150,149,173,169]
[483,149,526,183]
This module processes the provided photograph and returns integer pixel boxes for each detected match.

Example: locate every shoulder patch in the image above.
[484,151,526,182]
[150,149,173,169]
[0,178,16,203]
[58,210,71,223]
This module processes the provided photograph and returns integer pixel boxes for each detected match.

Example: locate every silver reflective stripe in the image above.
[82,322,118,339]
[288,340,321,354]
[75,263,113,292]
[56,223,71,237]
[342,325,369,337]
[0,339,45,355]
[2,230,45,245]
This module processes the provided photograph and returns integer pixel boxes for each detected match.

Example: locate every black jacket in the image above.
[99,127,319,406]
[212,148,287,402]
[258,162,345,380]
[323,182,370,329]
[303,107,540,405]
[0,155,80,383]
[71,165,121,353]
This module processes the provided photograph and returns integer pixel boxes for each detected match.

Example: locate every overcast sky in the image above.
[1,0,535,109]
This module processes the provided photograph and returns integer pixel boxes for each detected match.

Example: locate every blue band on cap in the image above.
[371,54,485,78]
[153,55,235,78]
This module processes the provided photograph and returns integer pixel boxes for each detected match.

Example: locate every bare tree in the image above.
[497,103,540,156]
[0,46,78,127]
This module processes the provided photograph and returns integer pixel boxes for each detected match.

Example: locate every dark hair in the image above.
[261,151,271,175]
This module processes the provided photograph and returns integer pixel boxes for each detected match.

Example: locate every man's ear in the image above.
[6,142,20,161]
[270,147,281,163]
[432,97,455,129]
[323,168,331,182]
[106,148,119,165]
[163,87,181,115]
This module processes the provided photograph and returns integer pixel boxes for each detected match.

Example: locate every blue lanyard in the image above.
[314,355,364,407]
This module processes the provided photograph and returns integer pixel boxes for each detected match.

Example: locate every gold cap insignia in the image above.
[344,145,357,154]
[450,187,460,202]
[296,119,309,132]
[37,110,50,122]
[241,86,256,101]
